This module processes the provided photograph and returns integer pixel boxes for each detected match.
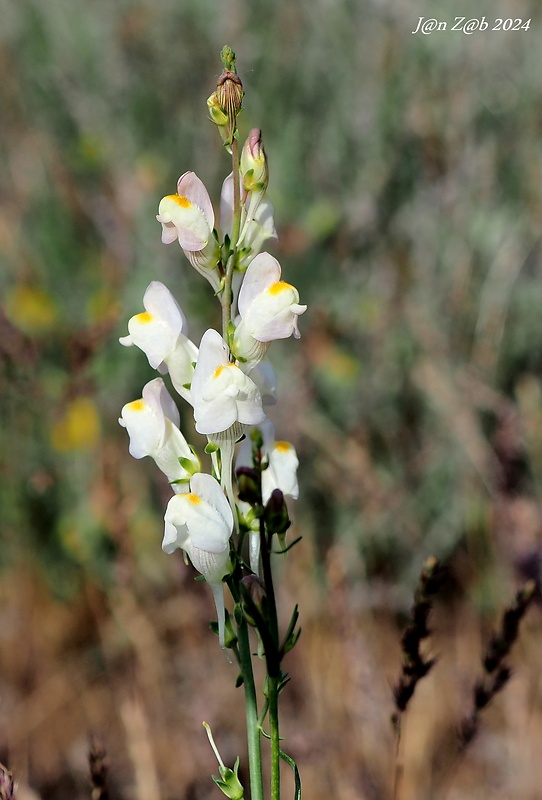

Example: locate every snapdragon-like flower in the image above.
[191,328,265,519]
[163,472,233,647]
[119,378,199,490]
[220,173,277,266]
[157,172,220,290]
[191,329,265,435]
[232,252,307,368]
[119,281,198,403]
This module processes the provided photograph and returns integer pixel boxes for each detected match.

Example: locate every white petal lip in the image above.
[162,473,233,555]
[120,401,162,460]
[244,295,307,342]
[191,472,234,533]
[162,518,187,554]
[127,317,176,370]
[159,221,179,245]
[191,330,265,434]
[119,378,196,488]
[195,398,238,435]
[119,282,198,388]
[157,196,210,251]
[119,282,186,368]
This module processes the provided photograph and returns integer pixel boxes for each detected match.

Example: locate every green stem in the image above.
[222,137,242,342]
[260,518,279,659]
[237,616,264,800]
[268,675,281,800]
[259,518,281,798]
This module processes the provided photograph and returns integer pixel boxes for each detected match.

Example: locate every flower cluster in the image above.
[119,99,306,648]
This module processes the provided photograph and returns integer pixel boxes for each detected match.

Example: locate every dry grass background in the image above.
[2,0,542,797]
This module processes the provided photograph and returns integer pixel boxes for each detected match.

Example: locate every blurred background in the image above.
[2,0,542,797]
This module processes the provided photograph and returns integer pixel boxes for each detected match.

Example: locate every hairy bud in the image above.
[216,71,244,127]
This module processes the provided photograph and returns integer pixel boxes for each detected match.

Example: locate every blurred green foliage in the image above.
[2,0,542,601]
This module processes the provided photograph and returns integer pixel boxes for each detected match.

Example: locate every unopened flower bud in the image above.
[263,488,290,535]
[240,129,268,193]
[207,92,229,127]
[241,574,267,626]
[236,466,262,505]
[216,70,244,126]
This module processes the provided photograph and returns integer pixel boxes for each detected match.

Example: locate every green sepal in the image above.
[205,441,219,454]
[212,755,244,800]
[178,456,198,475]
[169,476,190,488]
[250,427,264,450]
[223,609,238,649]
[225,319,236,352]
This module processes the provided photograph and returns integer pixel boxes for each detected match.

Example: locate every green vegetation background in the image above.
[1,0,542,797]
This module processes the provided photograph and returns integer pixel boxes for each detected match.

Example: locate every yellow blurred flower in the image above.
[51,397,101,451]
[4,285,58,333]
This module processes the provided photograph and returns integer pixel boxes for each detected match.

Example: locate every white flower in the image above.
[163,473,233,647]
[191,329,265,435]
[191,328,266,525]
[157,172,220,290]
[232,253,307,368]
[237,196,278,269]
[237,419,299,505]
[119,281,198,403]
[119,378,199,490]
[219,173,277,266]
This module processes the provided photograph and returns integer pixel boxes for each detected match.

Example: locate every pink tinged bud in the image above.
[119,378,198,489]
[240,128,269,192]
[191,329,265,435]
